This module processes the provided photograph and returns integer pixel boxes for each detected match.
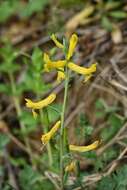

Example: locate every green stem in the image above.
[8,72,35,168]
[39,108,53,167]
[60,66,69,189]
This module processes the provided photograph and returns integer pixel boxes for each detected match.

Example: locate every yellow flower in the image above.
[84,74,92,83]
[68,62,97,75]
[44,53,66,72]
[51,34,64,49]
[69,140,99,152]
[32,109,38,119]
[41,120,61,144]
[57,68,66,83]
[67,34,78,60]
[65,161,76,173]
[25,93,56,118]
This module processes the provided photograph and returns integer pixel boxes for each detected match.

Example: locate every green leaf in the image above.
[113,165,127,188]
[19,165,53,190]
[0,44,20,73]
[0,84,12,94]
[108,114,123,128]
[0,134,10,151]
[19,111,38,135]
[0,1,17,23]
[101,113,123,142]
[95,99,105,110]
[10,157,26,167]
[97,176,115,190]
[101,16,113,31]
[109,11,127,19]
[31,48,43,71]
[103,148,118,163]
[97,165,127,190]
[77,113,93,139]
[47,104,62,123]
[105,1,122,10]
[84,126,93,136]
[20,0,49,18]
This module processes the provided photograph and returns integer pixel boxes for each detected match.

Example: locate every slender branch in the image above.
[60,65,69,189]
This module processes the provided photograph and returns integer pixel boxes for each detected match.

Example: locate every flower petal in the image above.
[69,140,99,152]
[84,74,92,83]
[68,62,97,75]
[41,120,61,144]
[57,68,66,83]
[65,161,76,172]
[67,34,78,60]
[43,53,66,71]
[32,109,38,119]
[51,34,64,49]
[25,93,56,110]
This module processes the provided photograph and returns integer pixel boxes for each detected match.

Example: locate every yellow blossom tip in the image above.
[43,53,50,62]
[57,68,66,83]
[68,62,97,76]
[51,34,64,49]
[69,140,100,152]
[67,33,78,60]
[41,120,61,144]
[32,109,38,119]
[84,74,92,83]
[65,161,76,173]
[43,52,66,71]
[25,98,33,107]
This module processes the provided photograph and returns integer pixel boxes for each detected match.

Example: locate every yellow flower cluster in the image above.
[25,33,99,152]
[44,33,97,83]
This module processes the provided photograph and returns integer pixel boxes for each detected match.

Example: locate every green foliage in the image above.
[47,104,62,123]
[97,165,127,190]
[0,44,19,74]
[76,113,93,140]
[10,157,27,167]
[109,11,127,19]
[97,176,115,190]
[1,183,16,190]
[101,16,113,32]
[95,148,118,171]
[95,99,123,142]
[18,111,39,135]
[23,47,51,94]
[0,84,12,95]
[0,0,50,23]
[0,1,18,23]
[101,113,123,142]
[0,166,4,178]
[20,0,49,18]
[0,134,10,152]
[19,165,53,190]
[60,0,84,7]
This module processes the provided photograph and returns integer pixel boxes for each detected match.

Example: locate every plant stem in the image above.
[9,72,35,168]
[60,66,69,189]
[39,108,53,167]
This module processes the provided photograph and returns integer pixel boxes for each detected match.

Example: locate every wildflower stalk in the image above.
[39,108,53,167]
[8,72,35,168]
[60,64,69,189]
